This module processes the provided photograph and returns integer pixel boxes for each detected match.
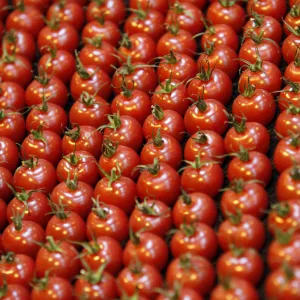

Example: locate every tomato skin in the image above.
[224,121,270,154]
[221,181,268,219]
[123,232,169,271]
[282,34,300,64]
[117,264,163,299]
[184,99,228,136]
[80,236,123,275]
[156,287,203,300]
[211,278,259,300]
[284,60,300,83]
[0,284,30,300]
[166,254,215,296]
[13,158,57,194]
[129,0,169,14]
[2,220,45,258]
[170,222,218,260]
[12,0,50,12]
[218,214,265,251]
[279,83,300,111]
[129,199,172,237]
[0,137,19,172]
[35,239,80,281]
[136,162,181,206]
[275,109,300,137]
[51,180,93,219]
[0,167,13,202]
[86,202,129,243]
[0,81,25,110]
[38,50,76,85]
[31,276,73,300]
[276,166,300,201]
[217,248,264,285]
[0,253,35,287]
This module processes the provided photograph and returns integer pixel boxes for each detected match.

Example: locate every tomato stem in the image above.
[241,77,256,98]
[30,124,48,145]
[151,104,165,120]
[11,209,24,231]
[75,51,92,79]
[228,178,245,193]
[152,128,164,147]
[98,112,122,132]
[289,165,300,180]
[226,210,242,225]
[92,198,108,219]
[229,244,245,257]
[203,41,215,56]
[136,198,159,216]
[236,146,250,162]
[1,252,15,263]
[154,75,180,94]
[119,33,132,49]
[181,189,192,205]
[49,199,69,220]
[135,157,161,176]
[163,50,178,65]
[283,262,295,280]
[22,156,38,169]
[275,228,294,245]
[65,124,81,141]
[272,203,290,218]
[181,223,195,237]
[32,272,50,291]
[79,261,107,284]
[192,131,208,144]
[102,139,118,158]
[196,59,214,81]
[129,228,141,245]
[0,281,8,298]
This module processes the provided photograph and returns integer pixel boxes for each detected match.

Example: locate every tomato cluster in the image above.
[0,0,299,299]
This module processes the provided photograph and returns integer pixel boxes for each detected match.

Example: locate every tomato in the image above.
[31,276,73,300]
[94,167,137,214]
[124,8,165,41]
[217,247,264,285]
[123,231,169,271]
[6,190,51,228]
[221,179,268,219]
[0,253,34,286]
[0,137,19,172]
[166,254,215,296]
[62,125,102,159]
[285,50,300,83]
[170,222,218,260]
[165,2,204,35]
[200,24,239,52]
[81,19,121,47]
[79,36,118,76]
[0,81,25,111]
[111,86,151,124]
[218,214,266,251]
[187,62,232,105]
[151,78,190,116]
[80,236,123,275]
[247,0,286,21]
[211,277,259,300]
[276,165,300,201]
[181,157,224,198]
[0,53,32,88]
[143,105,185,142]
[38,49,76,84]
[0,167,13,202]
[5,4,44,38]
[52,0,87,6]
[2,29,36,62]
[268,200,300,235]
[278,80,300,111]
[13,157,57,194]
[265,264,300,300]
[25,74,68,107]
[206,0,245,33]
[129,0,169,14]
[275,106,300,137]
[69,92,111,128]
[156,286,203,300]
[136,158,181,206]
[35,237,80,280]
[224,118,270,154]
[46,1,85,31]
[99,139,140,180]
[184,97,228,136]
[86,201,129,243]
[2,217,45,258]
[129,199,172,237]
[282,30,300,64]
[21,126,62,166]
[274,133,300,173]
[101,113,144,152]
[86,0,126,24]
[51,176,93,219]
[0,283,30,300]
[284,4,300,36]
[12,0,50,12]
[56,150,99,186]
[197,43,239,79]
[117,263,163,299]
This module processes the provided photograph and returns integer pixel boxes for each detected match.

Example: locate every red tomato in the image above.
[184,98,228,136]
[86,201,129,243]
[0,167,13,202]
[157,51,197,83]
[35,237,80,280]
[221,179,268,219]
[247,0,286,21]
[181,157,224,198]
[80,236,123,275]
[123,231,169,271]
[218,214,265,251]
[129,0,169,14]
[0,137,19,172]
[56,150,99,186]
[157,286,203,300]
[136,158,181,206]
[13,157,57,194]
[129,199,172,237]
[0,253,34,286]
[38,49,76,84]
[275,106,300,137]
[173,191,217,228]
[143,105,185,142]
[170,222,218,260]
[276,165,300,201]
[12,0,50,12]
[282,32,300,64]
[217,247,264,285]
[0,283,30,300]
[166,254,215,296]
[117,263,163,299]
[62,125,103,159]
[284,4,300,36]
[278,80,300,111]
[0,81,25,110]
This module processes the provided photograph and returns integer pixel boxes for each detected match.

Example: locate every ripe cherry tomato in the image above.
[12,0,50,12]
[156,285,203,300]
[284,4,300,36]
[0,81,25,110]
[0,167,13,202]
[0,137,19,172]
[278,80,300,111]
[0,283,30,300]
[282,30,300,64]
[275,106,300,137]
